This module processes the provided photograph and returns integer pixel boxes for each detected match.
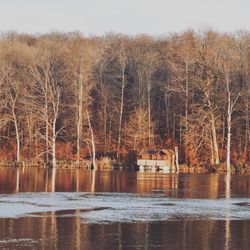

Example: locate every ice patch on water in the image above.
[0,192,249,223]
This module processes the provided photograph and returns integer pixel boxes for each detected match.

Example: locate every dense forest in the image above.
[0,30,249,168]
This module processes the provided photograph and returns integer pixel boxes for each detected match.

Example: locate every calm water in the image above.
[0,168,250,250]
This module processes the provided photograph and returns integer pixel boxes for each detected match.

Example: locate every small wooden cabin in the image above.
[137,149,175,172]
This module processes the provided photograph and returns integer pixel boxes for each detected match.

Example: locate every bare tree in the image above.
[65,36,98,163]
[85,110,96,169]
[124,108,154,150]
[102,36,130,158]
[224,67,240,173]
[30,40,64,167]
[0,31,248,169]
[0,42,31,162]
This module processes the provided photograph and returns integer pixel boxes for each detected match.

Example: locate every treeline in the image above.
[0,30,249,167]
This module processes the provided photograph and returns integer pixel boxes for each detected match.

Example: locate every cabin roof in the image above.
[139,149,174,155]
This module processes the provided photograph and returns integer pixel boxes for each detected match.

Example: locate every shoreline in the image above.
[0,160,249,174]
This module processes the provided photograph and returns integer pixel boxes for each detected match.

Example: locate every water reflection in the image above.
[90,170,96,193]
[15,167,20,193]
[51,167,56,193]
[1,168,250,250]
[1,214,250,250]
[225,174,231,250]
[0,168,250,198]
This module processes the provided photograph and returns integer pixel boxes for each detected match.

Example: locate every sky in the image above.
[0,0,249,35]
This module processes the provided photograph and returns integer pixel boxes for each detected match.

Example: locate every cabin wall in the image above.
[138,150,175,170]
[140,154,173,161]
[142,154,172,161]
[142,154,151,160]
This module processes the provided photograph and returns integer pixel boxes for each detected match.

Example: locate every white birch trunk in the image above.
[225,69,240,174]
[76,73,83,163]
[51,88,60,168]
[205,88,220,165]
[211,114,220,165]
[226,76,232,173]
[13,113,20,162]
[117,66,125,159]
[10,93,20,163]
[52,123,56,168]
[86,110,96,170]
[45,75,49,165]
[175,146,179,173]
[147,80,151,147]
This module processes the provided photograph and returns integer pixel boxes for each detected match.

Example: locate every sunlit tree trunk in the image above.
[164,82,170,136]
[45,75,49,165]
[76,71,83,164]
[117,53,126,159]
[7,85,21,162]
[184,60,189,161]
[51,88,60,168]
[185,60,189,131]
[175,146,179,173]
[86,110,96,169]
[226,109,231,173]
[147,79,151,147]
[52,123,56,168]
[103,99,108,152]
[98,62,109,152]
[209,129,215,165]
[13,112,20,162]
[225,69,240,173]
[205,89,220,165]
[244,84,249,160]
[211,114,220,165]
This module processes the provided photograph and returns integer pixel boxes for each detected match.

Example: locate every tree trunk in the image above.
[86,110,96,170]
[10,95,20,163]
[76,74,83,163]
[138,70,143,110]
[45,76,49,165]
[51,88,60,168]
[117,68,125,159]
[225,70,235,174]
[172,111,176,140]
[244,94,249,160]
[45,114,49,164]
[13,114,20,162]
[211,114,220,165]
[175,146,179,173]
[209,129,215,165]
[185,60,189,130]
[226,91,232,174]
[147,79,151,147]
[185,60,189,162]
[52,118,57,168]
[103,99,107,152]
[164,85,170,136]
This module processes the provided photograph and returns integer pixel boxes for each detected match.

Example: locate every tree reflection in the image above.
[225,173,231,250]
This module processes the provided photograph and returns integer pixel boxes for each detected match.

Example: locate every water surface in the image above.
[0,168,250,249]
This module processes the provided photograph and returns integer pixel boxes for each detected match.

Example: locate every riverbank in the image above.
[0,158,119,170]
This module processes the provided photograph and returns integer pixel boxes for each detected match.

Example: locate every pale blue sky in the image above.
[0,0,249,35]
